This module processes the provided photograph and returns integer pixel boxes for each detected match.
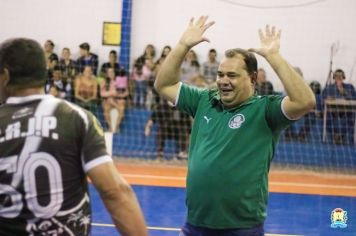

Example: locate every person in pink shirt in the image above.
[131,58,152,108]
[100,68,127,132]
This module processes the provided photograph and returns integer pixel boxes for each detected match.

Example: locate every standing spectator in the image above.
[131,59,152,108]
[100,50,126,77]
[151,46,172,108]
[43,40,59,71]
[77,43,99,75]
[202,48,219,86]
[255,68,274,95]
[74,66,98,115]
[0,37,147,236]
[322,69,356,144]
[59,47,77,80]
[154,45,172,76]
[155,16,315,235]
[137,44,156,63]
[43,40,59,80]
[181,50,200,83]
[144,98,187,160]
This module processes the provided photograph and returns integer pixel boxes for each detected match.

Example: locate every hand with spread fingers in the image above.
[178,16,215,49]
[249,25,281,57]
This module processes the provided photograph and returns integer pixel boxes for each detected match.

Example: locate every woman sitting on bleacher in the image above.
[100,68,128,132]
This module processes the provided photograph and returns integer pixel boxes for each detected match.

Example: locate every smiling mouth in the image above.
[220,88,233,93]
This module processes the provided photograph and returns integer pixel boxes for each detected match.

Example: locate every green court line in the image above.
[91,222,303,235]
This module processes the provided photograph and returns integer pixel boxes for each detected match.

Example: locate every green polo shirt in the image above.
[176,83,294,229]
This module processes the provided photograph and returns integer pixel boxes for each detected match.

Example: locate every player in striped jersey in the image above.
[0,38,147,236]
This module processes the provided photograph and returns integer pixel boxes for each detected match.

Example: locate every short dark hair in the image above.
[46,40,55,48]
[309,81,321,95]
[79,42,90,51]
[209,49,217,54]
[333,68,345,79]
[110,50,117,55]
[224,48,257,76]
[0,38,46,88]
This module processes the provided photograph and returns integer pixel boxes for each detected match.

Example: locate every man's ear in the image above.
[2,68,10,86]
[250,72,257,85]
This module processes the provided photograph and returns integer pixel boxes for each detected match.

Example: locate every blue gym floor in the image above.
[89,184,356,236]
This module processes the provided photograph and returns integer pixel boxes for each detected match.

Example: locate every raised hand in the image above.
[249,25,281,57]
[178,16,215,49]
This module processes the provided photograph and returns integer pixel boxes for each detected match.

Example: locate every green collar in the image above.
[209,89,259,111]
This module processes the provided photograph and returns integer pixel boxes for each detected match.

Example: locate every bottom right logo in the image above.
[330,208,348,228]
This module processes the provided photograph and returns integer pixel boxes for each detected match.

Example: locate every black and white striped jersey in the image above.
[0,94,111,236]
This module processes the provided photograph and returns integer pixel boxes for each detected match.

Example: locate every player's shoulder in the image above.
[55,99,92,126]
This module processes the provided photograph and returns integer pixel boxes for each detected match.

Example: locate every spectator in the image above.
[322,69,356,144]
[138,44,156,62]
[43,40,59,71]
[58,48,76,101]
[131,58,152,108]
[202,48,219,86]
[144,98,188,160]
[181,50,200,83]
[46,66,69,99]
[100,50,126,77]
[100,68,128,132]
[255,68,274,95]
[77,42,99,75]
[59,47,77,80]
[74,66,98,115]
[154,45,172,76]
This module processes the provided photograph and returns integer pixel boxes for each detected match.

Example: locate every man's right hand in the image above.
[178,16,215,49]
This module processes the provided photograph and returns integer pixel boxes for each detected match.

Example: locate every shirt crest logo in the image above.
[330,208,348,228]
[228,114,245,129]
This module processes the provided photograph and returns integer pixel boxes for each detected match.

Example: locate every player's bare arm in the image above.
[249,25,316,119]
[154,16,214,103]
[88,162,148,236]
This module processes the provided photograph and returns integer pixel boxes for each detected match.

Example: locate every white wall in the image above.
[132,0,356,91]
[0,0,355,91]
[0,0,121,69]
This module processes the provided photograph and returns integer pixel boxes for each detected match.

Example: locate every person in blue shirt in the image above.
[322,69,356,144]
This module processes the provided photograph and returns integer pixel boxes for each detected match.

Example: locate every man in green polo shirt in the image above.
[155,16,316,236]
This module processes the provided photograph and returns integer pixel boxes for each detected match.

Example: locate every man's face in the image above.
[334,72,344,86]
[44,41,53,53]
[62,49,70,60]
[208,51,216,62]
[216,55,253,108]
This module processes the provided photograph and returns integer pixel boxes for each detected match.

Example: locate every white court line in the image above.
[122,174,356,190]
[91,222,302,235]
